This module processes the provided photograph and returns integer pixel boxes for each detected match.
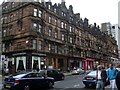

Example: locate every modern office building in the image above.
[1,1,118,74]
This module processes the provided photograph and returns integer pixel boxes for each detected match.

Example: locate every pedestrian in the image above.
[96,65,107,90]
[106,63,118,90]
[116,71,120,90]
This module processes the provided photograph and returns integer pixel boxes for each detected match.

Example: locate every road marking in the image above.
[59,87,69,90]
[74,84,80,87]
[55,81,61,83]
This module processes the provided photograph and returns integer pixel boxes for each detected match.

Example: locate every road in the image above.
[50,74,95,90]
[0,74,111,90]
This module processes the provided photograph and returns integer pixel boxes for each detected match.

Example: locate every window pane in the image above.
[34,8,37,16]
[49,16,52,23]
[62,34,64,41]
[61,22,64,28]
[48,43,51,51]
[39,25,42,33]
[39,41,42,49]
[48,29,52,36]
[33,40,37,49]
[33,23,37,30]
[38,10,42,17]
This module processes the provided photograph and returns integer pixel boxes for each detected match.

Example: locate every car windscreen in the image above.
[87,71,96,76]
[8,72,28,78]
[13,74,26,78]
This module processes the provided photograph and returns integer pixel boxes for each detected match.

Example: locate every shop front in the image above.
[82,58,94,71]
[5,52,46,74]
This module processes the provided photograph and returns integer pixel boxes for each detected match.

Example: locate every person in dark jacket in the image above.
[116,71,120,90]
[96,65,107,90]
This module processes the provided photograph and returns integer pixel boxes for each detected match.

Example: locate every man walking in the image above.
[107,63,118,90]
[96,65,107,90]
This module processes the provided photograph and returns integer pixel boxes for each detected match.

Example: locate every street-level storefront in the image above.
[100,60,108,68]
[69,58,82,70]
[45,55,67,71]
[5,52,46,74]
[82,58,94,71]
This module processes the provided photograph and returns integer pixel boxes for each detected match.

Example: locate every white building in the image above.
[111,24,119,44]
[101,23,120,65]
[118,1,120,60]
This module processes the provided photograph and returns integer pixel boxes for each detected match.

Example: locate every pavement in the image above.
[0,75,4,84]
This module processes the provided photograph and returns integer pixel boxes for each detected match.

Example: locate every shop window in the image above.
[17,60,25,71]
[33,60,38,70]
[8,61,12,69]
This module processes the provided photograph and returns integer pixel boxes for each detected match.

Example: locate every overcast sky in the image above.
[0,0,119,26]
[49,0,119,26]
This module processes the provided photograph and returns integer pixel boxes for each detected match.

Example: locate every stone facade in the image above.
[1,1,119,73]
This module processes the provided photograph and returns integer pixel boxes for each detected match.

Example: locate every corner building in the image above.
[1,1,118,73]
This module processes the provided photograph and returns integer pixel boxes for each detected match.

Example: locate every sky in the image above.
[49,0,119,26]
[0,0,120,26]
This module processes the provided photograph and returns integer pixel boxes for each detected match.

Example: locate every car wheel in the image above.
[84,85,89,88]
[24,85,30,90]
[48,82,53,88]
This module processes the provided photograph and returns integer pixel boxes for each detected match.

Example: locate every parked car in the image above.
[82,70,109,87]
[71,68,84,75]
[40,69,65,81]
[3,72,54,90]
